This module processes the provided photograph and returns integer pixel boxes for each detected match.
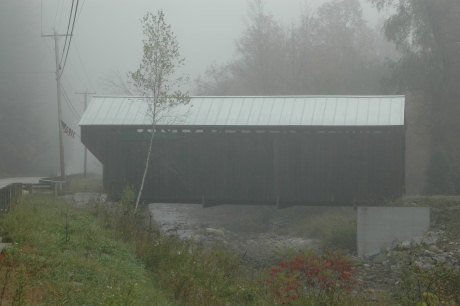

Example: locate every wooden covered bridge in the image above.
[79,95,405,207]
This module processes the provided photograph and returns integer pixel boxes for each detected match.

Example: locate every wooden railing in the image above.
[0,183,23,213]
[0,178,66,213]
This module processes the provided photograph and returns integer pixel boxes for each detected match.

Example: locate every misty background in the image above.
[1,0,459,195]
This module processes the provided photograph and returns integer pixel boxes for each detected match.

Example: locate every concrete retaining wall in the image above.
[357,207,430,256]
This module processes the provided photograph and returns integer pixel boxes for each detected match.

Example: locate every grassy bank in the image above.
[0,195,169,305]
[0,193,366,305]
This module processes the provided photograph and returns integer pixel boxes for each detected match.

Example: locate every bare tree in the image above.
[129,10,190,211]
[102,70,135,95]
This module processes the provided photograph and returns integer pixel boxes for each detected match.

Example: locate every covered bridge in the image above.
[79,95,405,207]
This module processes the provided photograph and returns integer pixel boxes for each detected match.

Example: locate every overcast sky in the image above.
[0,0,380,174]
[39,0,379,93]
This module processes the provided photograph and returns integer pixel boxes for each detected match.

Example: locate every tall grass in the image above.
[1,190,368,305]
[90,186,263,304]
[88,186,368,305]
[0,194,169,305]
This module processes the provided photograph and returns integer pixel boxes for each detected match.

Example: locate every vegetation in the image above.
[94,187,263,305]
[196,0,392,96]
[91,186,374,305]
[0,189,370,304]
[368,0,460,194]
[129,10,190,211]
[394,255,460,305]
[0,195,169,305]
[3,184,460,305]
[63,173,103,194]
[280,207,357,251]
[268,249,358,305]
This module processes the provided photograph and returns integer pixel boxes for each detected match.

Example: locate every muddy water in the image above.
[148,203,319,267]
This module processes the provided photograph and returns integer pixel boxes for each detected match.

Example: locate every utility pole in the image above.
[42,30,71,179]
[75,90,96,177]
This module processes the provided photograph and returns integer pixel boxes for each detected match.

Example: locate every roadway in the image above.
[0,177,43,189]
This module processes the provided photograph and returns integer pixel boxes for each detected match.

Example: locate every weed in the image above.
[281,209,357,251]
[12,264,26,306]
[0,195,170,305]
[394,253,460,305]
[63,174,103,194]
[267,249,357,304]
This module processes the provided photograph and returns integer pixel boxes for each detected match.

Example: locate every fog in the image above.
[1,0,459,198]
[1,1,460,301]
[0,0,376,176]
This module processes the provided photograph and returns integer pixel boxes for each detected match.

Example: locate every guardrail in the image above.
[0,183,23,213]
[0,178,66,213]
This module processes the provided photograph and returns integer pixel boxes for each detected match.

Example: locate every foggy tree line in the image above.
[196,0,395,95]
[197,0,460,194]
[370,0,460,194]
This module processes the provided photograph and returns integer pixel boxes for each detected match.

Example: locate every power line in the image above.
[61,83,81,118]
[63,95,81,122]
[61,85,81,120]
[41,0,43,36]
[60,0,80,77]
[59,0,75,69]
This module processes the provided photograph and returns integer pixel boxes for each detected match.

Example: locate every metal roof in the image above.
[79,95,405,127]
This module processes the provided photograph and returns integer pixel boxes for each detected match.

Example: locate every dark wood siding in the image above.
[81,126,405,206]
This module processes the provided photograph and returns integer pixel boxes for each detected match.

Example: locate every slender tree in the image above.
[129,10,190,211]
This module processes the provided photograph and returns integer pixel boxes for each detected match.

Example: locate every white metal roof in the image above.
[79,95,405,127]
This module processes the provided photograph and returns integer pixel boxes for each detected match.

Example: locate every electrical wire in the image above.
[60,0,80,77]
[59,0,75,69]
[41,0,43,36]
[61,85,82,120]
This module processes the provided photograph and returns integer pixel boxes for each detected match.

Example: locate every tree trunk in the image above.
[134,128,155,212]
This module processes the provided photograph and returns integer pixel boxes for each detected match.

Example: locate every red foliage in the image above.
[267,251,357,304]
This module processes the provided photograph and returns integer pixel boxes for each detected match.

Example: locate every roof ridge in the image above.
[92,95,406,99]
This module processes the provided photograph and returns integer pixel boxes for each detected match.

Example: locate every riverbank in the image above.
[3,191,460,304]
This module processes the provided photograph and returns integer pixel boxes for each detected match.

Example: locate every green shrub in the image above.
[394,257,460,305]
[120,184,136,213]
